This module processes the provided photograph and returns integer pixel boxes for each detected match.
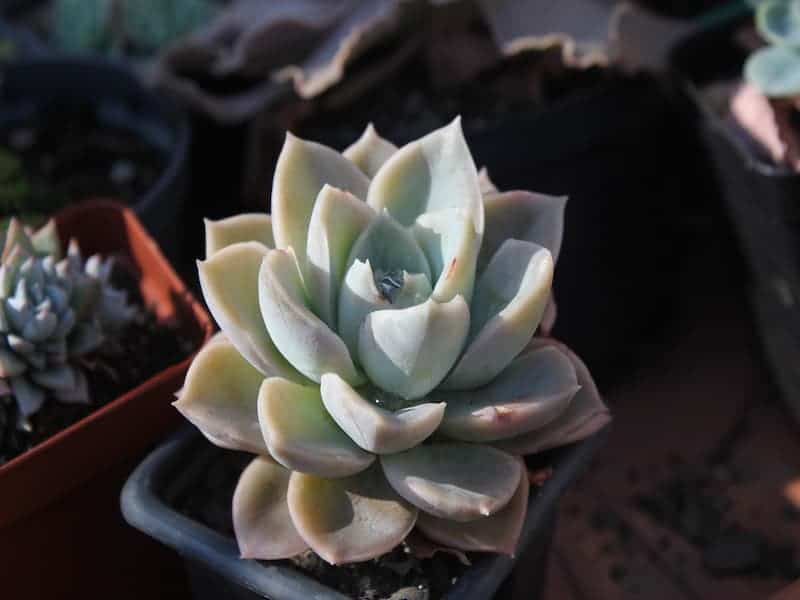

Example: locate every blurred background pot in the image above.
[669,9,800,420]
[0,57,190,265]
[121,426,609,600]
[0,200,213,600]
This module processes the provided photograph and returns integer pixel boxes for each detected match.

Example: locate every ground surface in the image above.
[543,203,800,599]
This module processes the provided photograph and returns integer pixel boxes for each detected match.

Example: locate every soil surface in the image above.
[0,258,194,465]
[176,448,473,600]
[0,106,166,223]
[294,45,615,151]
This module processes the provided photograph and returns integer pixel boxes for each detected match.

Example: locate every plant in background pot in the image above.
[0,58,190,264]
[0,200,213,600]
[0,217,139,446]
[123,120,611,600]
[10,0,216,58]
[670,1,800,422]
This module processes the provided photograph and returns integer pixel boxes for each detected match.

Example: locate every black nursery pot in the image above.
[670,13,800,418]
[670,15,800,295]
[0,57,190,262]
[121,427,608,600]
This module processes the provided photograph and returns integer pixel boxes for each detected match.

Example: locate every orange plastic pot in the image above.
[0,200,214,599]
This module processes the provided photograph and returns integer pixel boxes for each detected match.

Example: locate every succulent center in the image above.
[373,268,405,304]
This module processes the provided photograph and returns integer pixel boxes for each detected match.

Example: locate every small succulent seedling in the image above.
[746,0,800,97]
[0,219,137,430]
[52,0,215,56]
[177,120,611,564]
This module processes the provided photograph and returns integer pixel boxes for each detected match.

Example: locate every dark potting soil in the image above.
[0,106,166,222]
[175,449,471,600]
[294,44,615,151]
[632,408,800,581]
[0,257,194,465]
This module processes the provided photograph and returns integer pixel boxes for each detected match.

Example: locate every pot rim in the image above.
[0,199,214,522]
[121,424,609,600]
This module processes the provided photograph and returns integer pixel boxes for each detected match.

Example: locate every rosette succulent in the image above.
[176,119,610,564]
[746,0,800,97]
[0,219,138,430]
[52,0,215,57]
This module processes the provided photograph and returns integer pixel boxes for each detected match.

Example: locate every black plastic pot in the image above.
[670,12,800,417]
[121,426,608,600]
[751,282,800,423]
[0,57,190,263]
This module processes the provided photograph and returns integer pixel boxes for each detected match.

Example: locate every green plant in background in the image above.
[52,0,215,57]
[0,146,66,228]
[176,120,610,564]
[0,149,31,215]
[746,0,800,96]
[0,219,138,430]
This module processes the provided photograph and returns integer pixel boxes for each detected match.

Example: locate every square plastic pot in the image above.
[121,426,609,600]
[0,200,214,599]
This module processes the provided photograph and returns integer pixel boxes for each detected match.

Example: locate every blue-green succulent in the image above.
[51,0,215,57]
[0,219,138,430]
[746,0,800,97]
[175,120,611,564]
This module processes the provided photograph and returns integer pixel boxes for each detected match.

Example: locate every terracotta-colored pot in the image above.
[0,200,214,599]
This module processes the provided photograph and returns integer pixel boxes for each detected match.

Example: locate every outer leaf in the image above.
[479,190,566,271]
[233,457,308,560]
[413,208,481,303]
[338,259,431,357]
[756,0,800,48]
[416,457,528,555]
[174,339,267,454]
[367,118,484,236]
[381,443,522,522]
[258,377,374,477]
[271,133,369,271]
[287,463,418,565]
[320,373,445,454]
[305,185,375,329]
[205,214,274,258]
[436,346,579,442]
[343,123,398,178]
[359,296,469,400]
[443,240,553,390]
[496,339,611,455]
[744,44,800,98]
[198,242,301,380]
[258,248,362,385]
[31,220,62,259]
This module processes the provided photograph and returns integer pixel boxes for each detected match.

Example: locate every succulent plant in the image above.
[52,0,215,57]
[176,119,610,564]
[0,218,138,430]
[746,0,800,97]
